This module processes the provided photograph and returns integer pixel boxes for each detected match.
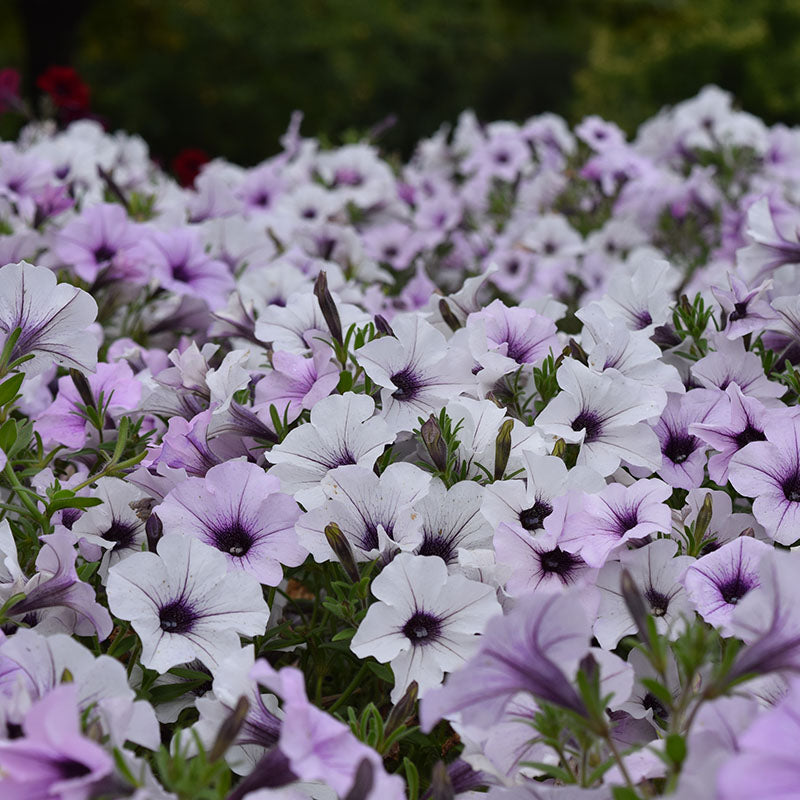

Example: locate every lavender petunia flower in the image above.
[351,553,501,701]
[156,460,305,586]
[420,590,592,732]
[559,478,672,568]
[653,389,725,490]
[690,383,778,485]
[0,260,98,377]
[494,522,597,596]
[716,679,800,800]
[0,683,114,800]
[711,273,775,339]
[106,534,269,672]
[682,537,771,635]
[249,661,406,800]
[729,413,800,545]
[34,361,142,449]
[8,532,113,640]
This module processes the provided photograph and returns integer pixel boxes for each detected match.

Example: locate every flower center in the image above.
[617,507,639,532]
[402,611,442,645]
[212,520,254,557]
[571,410,602,443]
[733,424,765,450]
[718,574,753,605]
[390,368,420,401]
[539,547,579,577]
[519,500,553,531]
[782,471,800,503]
[159,599,197,634]
[418,532,455,564]
[728,301,749,322]
[57,759,92,779]
[644,587,670,617]
[93,244,116,263]
[102,519,138,551]
[663,433,696,464]
[633,310,653,330]
[642,692,668,720]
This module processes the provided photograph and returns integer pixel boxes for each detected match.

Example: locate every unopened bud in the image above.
[579,652,599,684]
[620,568,650,644]
[430,761,454,800]
[146,511,163,552]
[551,437,566,458]
[325,522,360,582]
[493,418,514,481]
[384,680,418,738]
[421,416,448,472]
[344,758,375,800]
[694,492,714,543]
[208,695,250,762]
[69,368,95,410]
[651,324,682,350]
[438,299,461,332]
[568,338,588,365]
[374,314,396,337]
[314,270,343,345]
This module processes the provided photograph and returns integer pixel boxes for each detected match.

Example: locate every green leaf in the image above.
[46,495,104,514]
[520,761,576,783]
[403,757,419,800]
[0,372,24,406]
[612,788,641,800]
[331,628,355,641]
[0,419,16,452]
[666,733,687,767]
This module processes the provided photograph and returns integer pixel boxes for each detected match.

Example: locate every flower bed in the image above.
[0,86,799,799]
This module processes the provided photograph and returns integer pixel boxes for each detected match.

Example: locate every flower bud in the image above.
[344,758,375,800]
[69,368,95,410]
[208,695,250,762]
[314,270,343,345]
[146,511,163,552]
[694,492,714,543]
[374,314,396,337]
[384,680,418,738]
[493,418,514,481]
[325,522,360,582]
[421,415,448,473]
[438,299,461,332]
[620,568,650,644]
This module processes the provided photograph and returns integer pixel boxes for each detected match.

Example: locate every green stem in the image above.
[328,662,370,714]
[2,462,46,526]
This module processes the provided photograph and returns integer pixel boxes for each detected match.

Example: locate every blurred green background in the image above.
[4,0,799,164]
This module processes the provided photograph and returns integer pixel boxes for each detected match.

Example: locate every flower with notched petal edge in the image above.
[0,260,98,377]
[106,534,269,673]
[351,554,501,702]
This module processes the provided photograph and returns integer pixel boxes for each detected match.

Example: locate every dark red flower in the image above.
[0,68,21,113]
[37,66,90,112]
[172,148,210,188]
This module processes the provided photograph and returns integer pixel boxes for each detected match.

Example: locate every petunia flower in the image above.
[0,260,98,377]
[351,553,501,701]
[0,683,113,800]
[266,392,395,509]
[653,390,726,490]
[355,313,475,431]
[106,534,269,673]
[729,413,800,545]
[534,359,665,476]
[420,590,592,732]
[34,360,142,449]
[711,273,776,339]
[594,539,694,650]
[716,679,800,800]
[682,536,772,636]
[156,460,305,586]
[72,476,147,581]
[296,463,430,563]
[248,661,406,800]
[559,478,673,568]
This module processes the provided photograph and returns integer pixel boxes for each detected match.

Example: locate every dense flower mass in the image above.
[3,85,800,798]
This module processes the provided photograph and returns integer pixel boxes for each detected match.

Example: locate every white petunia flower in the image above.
[106,534,269,673]
[351,553,501,701]
[0,260,98,376]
